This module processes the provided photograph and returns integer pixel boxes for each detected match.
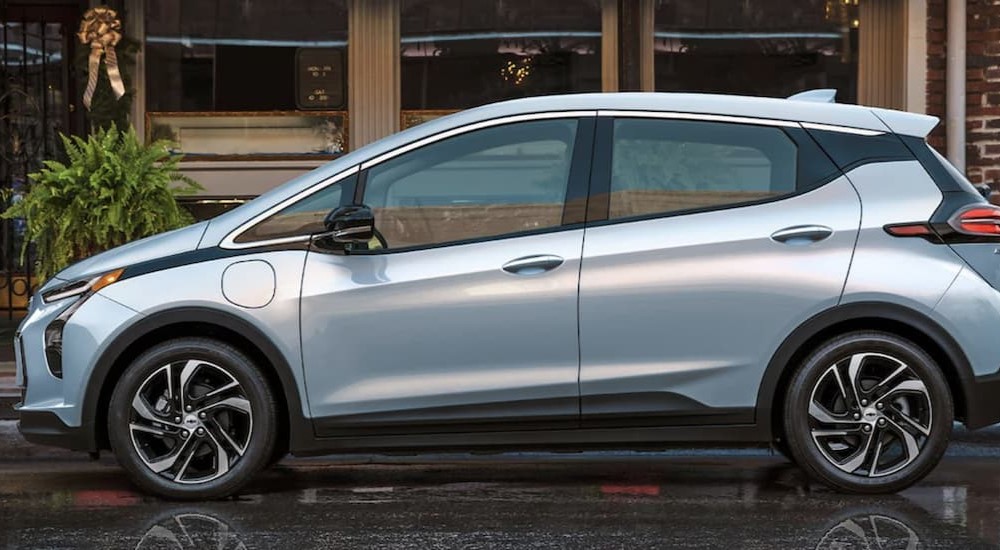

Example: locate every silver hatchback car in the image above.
[15,92,1000,499]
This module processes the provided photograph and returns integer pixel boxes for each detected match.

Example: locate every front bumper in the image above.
[16,292,140,452]
[17,409,94,451]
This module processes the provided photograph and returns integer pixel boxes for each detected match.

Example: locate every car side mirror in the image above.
[322,205,375,243]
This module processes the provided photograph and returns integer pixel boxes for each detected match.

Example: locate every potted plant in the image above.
[3,123,202,280]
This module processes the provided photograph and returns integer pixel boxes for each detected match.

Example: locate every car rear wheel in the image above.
[108,338,277,500]
[783,331,952,493]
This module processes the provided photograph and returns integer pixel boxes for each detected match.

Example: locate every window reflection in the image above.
[145,0,347,112]
[400,0,602,110]
[654,0,858,101]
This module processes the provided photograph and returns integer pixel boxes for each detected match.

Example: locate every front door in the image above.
[301,116,593,436]
[578,115,861,424]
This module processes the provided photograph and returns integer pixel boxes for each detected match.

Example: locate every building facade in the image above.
[0,0,994,237]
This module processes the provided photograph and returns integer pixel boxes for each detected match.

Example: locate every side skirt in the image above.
[295,415,765,457]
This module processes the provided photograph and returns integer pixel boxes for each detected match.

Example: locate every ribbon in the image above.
[77,6,126,110]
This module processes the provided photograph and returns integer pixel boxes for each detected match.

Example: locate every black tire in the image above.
[108,337,278,500]
[783,331,952,494]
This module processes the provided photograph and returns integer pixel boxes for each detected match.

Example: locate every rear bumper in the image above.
[17,408,94,452]
[965,372,1000,429]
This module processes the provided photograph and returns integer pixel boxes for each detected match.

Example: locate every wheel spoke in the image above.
[868,434,885,477]
[129,422,169,437]
[164,364,174,405]
[834,427,876,473]
[204,429,231,478]
[826,365,850,403]
[173,440,200,482]
[885,417,921,464]
[201,380,240,401]
[132,393,179,428]
[894,407,932,436]
[871,363,908,392]
[147,435,196,474]
[844,353,869,408]
[873,379,929,406]
[200,396,252,415]
[210,418,247,457]
[178,360,201,411]
[809,400,859,425]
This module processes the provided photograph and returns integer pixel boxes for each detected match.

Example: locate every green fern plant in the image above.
[3,123,202,279]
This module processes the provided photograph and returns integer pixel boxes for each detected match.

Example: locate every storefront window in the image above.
[144,0,348,159]
[654,0,858,102]
[400,0,602,128]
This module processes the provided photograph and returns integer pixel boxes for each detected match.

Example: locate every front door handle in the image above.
[502,254,565,275]
[770,225,834,245]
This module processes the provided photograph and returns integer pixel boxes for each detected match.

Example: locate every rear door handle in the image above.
[502,254,565,275]
[770,225,834,245]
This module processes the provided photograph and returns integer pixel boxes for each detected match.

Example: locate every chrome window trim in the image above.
[597,109,800,128]
[598,110,887,136]
[222,109,885,251]
[223,111,596,250]
[221,165,360,250]
[799,121,886,136]
[360,110,597,169]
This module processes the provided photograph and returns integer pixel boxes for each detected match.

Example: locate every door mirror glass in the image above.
[323,205,375,243]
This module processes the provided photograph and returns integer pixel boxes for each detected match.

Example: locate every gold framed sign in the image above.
[145,111,349,161]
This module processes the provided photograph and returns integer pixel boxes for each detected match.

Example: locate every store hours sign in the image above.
[296,48,345,110]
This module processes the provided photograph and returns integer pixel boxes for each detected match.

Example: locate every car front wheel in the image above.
[108,337,278,500]
[783,331,952,493]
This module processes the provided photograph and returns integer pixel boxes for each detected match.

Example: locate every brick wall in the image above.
[926,0,1000,185]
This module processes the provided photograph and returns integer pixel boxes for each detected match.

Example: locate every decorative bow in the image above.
[77,6,126,110]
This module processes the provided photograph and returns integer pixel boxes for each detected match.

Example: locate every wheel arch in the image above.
[83,307,310,455]
[757,301,974,441]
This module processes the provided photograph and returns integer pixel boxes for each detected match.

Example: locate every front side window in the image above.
[362,119,579,250]
[609,118,798,220]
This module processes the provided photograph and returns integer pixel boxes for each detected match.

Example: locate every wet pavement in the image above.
[2,452,1000,549]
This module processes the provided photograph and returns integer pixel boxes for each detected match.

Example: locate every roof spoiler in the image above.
[787,89,837,103]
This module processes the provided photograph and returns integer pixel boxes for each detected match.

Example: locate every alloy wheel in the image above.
[808,352,932,478]
[128,360,253,484]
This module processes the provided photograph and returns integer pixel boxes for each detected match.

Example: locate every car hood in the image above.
[45,221,209,287]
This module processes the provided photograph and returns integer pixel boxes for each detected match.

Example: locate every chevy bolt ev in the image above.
[14,92,1000,499]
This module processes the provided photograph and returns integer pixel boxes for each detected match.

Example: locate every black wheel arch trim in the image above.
[755,301,995,435]
[80,306,311,453]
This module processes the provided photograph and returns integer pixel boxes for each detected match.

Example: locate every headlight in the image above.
[41,269,124,304]
[40,268,123,378]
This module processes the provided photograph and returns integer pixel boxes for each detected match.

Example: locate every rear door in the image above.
[578,113,861,424]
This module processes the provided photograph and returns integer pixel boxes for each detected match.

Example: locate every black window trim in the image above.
[584,114,844,227]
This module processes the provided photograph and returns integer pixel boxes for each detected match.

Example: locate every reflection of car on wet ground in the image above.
[2,458,994,548]
[14,91,1000,499]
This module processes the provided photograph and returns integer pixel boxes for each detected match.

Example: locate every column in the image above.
[348,0,400,149]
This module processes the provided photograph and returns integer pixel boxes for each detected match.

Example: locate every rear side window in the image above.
[609,118,799,220]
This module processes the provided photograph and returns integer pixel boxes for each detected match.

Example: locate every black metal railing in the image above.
[1,2,78,318]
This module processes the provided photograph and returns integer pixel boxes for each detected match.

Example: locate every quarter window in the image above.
[362,119,578,250]
[609,118,799,220]
[234,176,348,243]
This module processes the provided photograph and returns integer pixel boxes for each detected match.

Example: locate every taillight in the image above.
[949,205,1000,236]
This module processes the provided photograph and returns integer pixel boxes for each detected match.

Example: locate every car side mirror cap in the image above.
[322,205,375,243]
